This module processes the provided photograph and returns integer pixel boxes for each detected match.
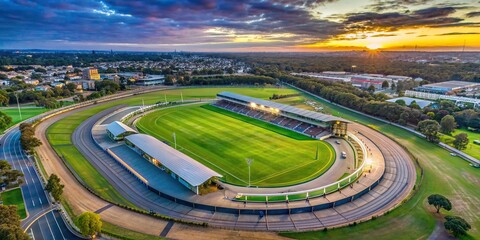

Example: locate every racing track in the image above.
[35,93,416,232]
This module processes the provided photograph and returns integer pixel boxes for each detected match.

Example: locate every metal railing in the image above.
[234,132,368,202]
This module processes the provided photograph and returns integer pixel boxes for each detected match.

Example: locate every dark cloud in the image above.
[370,33,397,37]
[343,7,464,33]
[437,32,480,36]
[466,11,480,17]
[367,0,434,12]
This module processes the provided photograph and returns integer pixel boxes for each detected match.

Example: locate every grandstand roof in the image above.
[125,134,222,187]
[106,121,137,137]
[217,92,349,123]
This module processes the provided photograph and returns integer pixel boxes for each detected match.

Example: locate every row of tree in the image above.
[281,75,427,125]
[171,75,277,86]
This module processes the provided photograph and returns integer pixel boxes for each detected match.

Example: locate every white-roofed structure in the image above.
[216,91,349,137]
[106,121,137,141]
[124,134,222,194]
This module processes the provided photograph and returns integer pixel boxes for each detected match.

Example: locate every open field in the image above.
[136,103,334,187]
[1,107,47,127]
[280,90,480,240]
[0,188,27,219]
[440,128,480,160]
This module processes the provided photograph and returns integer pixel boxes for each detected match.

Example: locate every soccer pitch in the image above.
[136,103,335,187]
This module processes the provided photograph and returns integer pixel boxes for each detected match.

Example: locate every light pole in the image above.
[15,93,22,121]
[246,158,253,187]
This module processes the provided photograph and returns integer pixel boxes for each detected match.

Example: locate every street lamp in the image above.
[246,158,253,187]
[15,93,22,121]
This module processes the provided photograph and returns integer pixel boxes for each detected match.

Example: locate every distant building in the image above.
[0,80,11,86]
[79,80,96,90]
[351,75,391,90]
[24,79,40,86]
[35,85,51,91]
[82,67,101,80]
[414,81,480,95]
[51,82,65,88]
[135,75,165,86]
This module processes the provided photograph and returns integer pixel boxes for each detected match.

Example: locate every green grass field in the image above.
[440,128,480,160]
[1,107,48,127]
[280,90,480,240]
[0,188,27,219]
[46,87,299,202]
[136,103,334,187]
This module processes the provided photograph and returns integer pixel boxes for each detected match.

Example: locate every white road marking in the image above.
[51,212,67,240]
[45,214,57,240]
[30,228,36,240]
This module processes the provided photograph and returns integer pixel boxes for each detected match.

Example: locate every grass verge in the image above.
[0,188,27,219]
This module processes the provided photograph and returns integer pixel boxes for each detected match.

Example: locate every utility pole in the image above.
[173,132,176,149]
[15,93,22,121]
[181,92,184,103]
[246,158,253,187]
[164,94,167,103]
[315,143,319,160]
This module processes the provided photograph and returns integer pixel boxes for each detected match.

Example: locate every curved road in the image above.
[33,92,416,234]
[0,128,82,240]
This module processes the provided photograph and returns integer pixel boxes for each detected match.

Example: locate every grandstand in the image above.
[215,92,349,138]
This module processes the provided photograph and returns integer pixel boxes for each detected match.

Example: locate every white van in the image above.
[341,152,347,158]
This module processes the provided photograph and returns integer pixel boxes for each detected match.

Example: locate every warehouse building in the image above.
[414,81,480,95]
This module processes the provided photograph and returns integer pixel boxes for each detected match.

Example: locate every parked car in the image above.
[341,151,347,158]
[335,140,341,144]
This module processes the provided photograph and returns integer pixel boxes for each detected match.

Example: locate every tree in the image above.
[444,215,471,237]
[367,85,375,93]
[382,80,389,89]
[453,133,469,150]
[426,112,435,119]
[409,100,420,109]
[428,194,452,213]
[45,174,64,202]
[0,205,29,240]
[0,111,12,132]
[417,120,441,143]
[77,212,102,238]
[0,160,23,187]
[19,122,42,154]
[395,99,406,106]
[440,115,457,134]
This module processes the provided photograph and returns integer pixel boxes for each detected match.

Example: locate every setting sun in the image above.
[366,43,382,50]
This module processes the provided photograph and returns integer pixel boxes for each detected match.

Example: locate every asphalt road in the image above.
[67,105,416,230]
[0,128,81,240]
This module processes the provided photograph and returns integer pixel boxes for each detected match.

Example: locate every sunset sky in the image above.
[0,0,479,51]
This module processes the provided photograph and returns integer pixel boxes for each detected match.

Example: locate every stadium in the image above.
[96,91,365,203]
